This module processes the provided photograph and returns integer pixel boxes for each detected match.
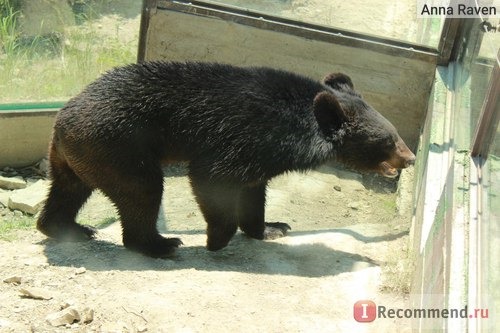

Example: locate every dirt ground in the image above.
[0,165,413,332]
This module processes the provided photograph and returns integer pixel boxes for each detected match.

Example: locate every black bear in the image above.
[37,62,415,258]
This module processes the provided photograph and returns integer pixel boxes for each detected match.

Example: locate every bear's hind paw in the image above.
[263,222,291,240]
[125,236,183,259]
[39,223,97,242]
[77,224,98,240]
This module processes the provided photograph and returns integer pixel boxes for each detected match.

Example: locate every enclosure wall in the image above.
[141,7,436,150]
[410,20,498,331]
[0,110,57,167]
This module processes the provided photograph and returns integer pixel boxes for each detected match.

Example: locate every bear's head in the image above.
[313,73,415,178]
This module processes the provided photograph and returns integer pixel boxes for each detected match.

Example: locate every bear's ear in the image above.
[323,73,354,91]
[313,91,348,135]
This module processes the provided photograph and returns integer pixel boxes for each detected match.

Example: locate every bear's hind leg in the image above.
[189,176,240,251]
[98,165,182,258]
[37,155,95,241]
[237,182,291,240]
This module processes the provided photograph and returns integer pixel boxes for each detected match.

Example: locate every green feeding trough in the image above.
[0,102,65,112]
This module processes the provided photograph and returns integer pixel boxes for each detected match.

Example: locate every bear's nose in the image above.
[405,154,416,167]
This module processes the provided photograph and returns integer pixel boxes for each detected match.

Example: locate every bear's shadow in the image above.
[40,228,407,278]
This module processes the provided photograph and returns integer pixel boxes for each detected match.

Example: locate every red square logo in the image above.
[353,300,376,322]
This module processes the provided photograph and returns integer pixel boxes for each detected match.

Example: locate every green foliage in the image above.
[0,0,20,56]
[0,0,138,103]
[0,0,22,15]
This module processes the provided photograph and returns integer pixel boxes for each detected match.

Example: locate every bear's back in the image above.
[52,62,331,181]
[56,62,323,141]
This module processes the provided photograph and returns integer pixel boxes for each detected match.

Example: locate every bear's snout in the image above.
[377,137,415,178]
[404,154,416,167]
[395,138,415,168]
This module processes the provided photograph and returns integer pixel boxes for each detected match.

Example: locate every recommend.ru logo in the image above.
[353,300,377,322]
[353,300,489,323]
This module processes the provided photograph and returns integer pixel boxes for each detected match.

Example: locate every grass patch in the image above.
[0,214,36,241]
[380,196,398,214]
[0,213,118,240]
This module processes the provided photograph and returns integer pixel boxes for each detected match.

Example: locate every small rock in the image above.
[75,267,86,275]
[19,287,53,300]
[80,307,94,324]
[26,178,41,186]
[333,185,342,192]
[0,191,10,208]
[8,180,49,215]
[322,167,365,191]
[3,276,22,285]
[348,202,361,210]
[0,175,26,190]
[60,302,71,310]
[13,210,23,217]
[46,307,80,327]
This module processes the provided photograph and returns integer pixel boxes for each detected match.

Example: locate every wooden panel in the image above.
[143,9,437,149]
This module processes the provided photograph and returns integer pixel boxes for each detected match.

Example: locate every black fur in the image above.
[37,61,414,258]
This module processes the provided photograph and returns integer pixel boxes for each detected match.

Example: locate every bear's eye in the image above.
[387,138,396,150]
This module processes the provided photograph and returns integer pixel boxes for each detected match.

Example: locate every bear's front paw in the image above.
[263,222,291,240]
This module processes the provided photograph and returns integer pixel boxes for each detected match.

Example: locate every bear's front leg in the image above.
[189,176,241,251]
[237,182,291,240]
